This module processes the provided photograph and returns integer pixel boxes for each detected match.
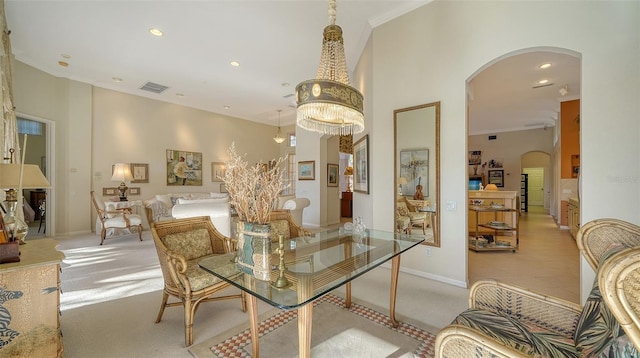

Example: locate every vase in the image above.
[236,222,272,281]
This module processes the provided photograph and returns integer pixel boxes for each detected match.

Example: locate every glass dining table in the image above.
[199,228,424,358]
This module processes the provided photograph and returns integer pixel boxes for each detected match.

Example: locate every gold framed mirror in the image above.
[394,102,440,247]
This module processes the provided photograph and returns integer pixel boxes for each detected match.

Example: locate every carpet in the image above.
[189,294,436,358]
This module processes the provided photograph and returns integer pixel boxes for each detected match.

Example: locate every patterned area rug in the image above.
[189,294,436,357]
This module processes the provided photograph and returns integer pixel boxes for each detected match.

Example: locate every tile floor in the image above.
[468,205,580,303]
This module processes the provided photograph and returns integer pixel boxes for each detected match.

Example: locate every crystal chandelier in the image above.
[273,110,285,144]
[296,0,364,136]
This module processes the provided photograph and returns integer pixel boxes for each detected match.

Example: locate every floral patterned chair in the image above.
[151,216,246,346]
[396,197,427,234]
[434,218,640,357]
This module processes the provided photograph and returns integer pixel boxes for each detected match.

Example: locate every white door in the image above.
[523,167,544,206]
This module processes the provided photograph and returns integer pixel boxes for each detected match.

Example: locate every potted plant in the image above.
[220,143,286,280]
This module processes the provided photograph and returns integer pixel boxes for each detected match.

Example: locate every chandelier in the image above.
[273,110,285,144]
[296,0,364,136]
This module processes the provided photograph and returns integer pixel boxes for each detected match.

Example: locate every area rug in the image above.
[189,294,435,357]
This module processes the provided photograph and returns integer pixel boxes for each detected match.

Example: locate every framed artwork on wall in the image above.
[166,149,203,186]
[298,161,315,180]
[211,162,226,182]
[129,187,141,196]
[102,187,117,196]
[130,163,149,183]
[488,169,504,187]
[327,163,339,187]
[353,134,369,194]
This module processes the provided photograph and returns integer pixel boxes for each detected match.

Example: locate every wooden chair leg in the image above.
[184,298,194,346]
[241,291,247,312]
[100,227,106,245]
[422,221,427,234]
[155,291,169,323]
[137,224,143,241]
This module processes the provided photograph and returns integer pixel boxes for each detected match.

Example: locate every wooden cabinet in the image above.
[0,239,64,356]
[468,190,518,233]
[568,197,580,239]
[341,191,352,218]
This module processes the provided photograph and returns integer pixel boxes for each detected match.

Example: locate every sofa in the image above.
[144,193,231,237]
[276,195,310,227]
[434,218,640,357]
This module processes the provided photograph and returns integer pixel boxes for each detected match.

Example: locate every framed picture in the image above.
[488,170,504,187]
[102,187,117,196]
[220,183,228,193]
[211,162,226,182]
[166,149,203,186]
[129,187,141,196]
[327,163,339,187]
[353,134,369,194]
[400,148,429,197]
[298,161,315,180]
[130,163,149,183]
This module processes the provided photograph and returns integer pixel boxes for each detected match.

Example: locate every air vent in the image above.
[140,81,169,94]
[532,82,554,89]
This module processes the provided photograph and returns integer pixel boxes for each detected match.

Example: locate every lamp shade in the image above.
[111,163,133,182]
[398,177,408,185]
[0,163,50,189]
[343,166,353,176]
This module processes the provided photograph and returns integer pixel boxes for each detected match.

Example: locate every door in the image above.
[523,167,544,206]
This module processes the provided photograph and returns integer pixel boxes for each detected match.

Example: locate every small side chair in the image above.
[90,191,143,245]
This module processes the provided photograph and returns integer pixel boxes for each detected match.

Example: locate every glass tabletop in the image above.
[199,228,424,310]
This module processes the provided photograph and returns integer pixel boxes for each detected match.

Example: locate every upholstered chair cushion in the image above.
[184,257,224,291]
[397,202,409,217]
[574,246,639,357]
[269,219,291,240]
[162,228,213,261]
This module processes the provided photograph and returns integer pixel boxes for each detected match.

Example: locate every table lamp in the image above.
[111,163,134,201]
[397,177,408,196]
[0,163,50,243]
[343,166,353,192]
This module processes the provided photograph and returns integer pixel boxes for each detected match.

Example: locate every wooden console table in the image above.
[341,191,352,217]
[0,239,64,356]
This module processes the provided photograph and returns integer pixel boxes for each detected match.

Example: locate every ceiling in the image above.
[5,1,580,132]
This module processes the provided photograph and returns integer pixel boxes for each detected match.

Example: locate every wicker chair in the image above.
[267,209,313,239]
[151,216,246,346]
[90,191,143,245]
[435,218,640,357]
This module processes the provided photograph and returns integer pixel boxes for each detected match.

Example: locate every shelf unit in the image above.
[469,205,519,252]
[520,174,528,212]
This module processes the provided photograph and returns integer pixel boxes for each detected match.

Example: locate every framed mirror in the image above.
[394,102,440,247]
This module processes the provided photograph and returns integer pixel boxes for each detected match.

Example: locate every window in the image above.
[288,133,296,147]
[17,118,43,135]
[282,153,296,195]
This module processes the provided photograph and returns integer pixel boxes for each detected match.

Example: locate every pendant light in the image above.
[295,0,364,136]
[273,110,285,144]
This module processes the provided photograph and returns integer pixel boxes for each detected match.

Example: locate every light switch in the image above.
[446,200,457,211]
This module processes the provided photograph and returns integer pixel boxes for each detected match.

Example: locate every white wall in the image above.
[365,1,640,294]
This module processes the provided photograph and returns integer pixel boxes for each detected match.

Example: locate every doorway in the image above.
[523,167,544,207]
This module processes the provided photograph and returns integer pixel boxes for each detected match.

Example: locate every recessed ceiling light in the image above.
[149,28,164,37]
[538,79,549,84]
[176,93,184,97]
[539,63,551,69]
[112,77,123,82]
[224,105,230,110]
[58,61,68,67]
[61,53,71,59]
[230,61,240,67]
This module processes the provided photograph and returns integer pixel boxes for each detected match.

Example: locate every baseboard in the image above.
[379,263,468,288]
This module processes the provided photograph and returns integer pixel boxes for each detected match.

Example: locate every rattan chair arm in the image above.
[165,253,191,292]
[599,246,640,350]
[577,218,640,272]
[434,324,530,358]
[470,280,582,335]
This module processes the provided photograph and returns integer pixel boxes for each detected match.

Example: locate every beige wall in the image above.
[364,1,640,296]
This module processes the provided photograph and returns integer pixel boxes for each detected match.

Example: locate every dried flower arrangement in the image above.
[221,143,286,224]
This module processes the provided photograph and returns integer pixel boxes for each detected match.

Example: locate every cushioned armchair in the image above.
[435,218,640,357]
[91,191,143,245]
[151,216,246,346]
[396,197,427,234]
[268,209,313,239]
[276,195,310,227]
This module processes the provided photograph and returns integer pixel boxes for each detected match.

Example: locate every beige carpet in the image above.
[189,294,435,358]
